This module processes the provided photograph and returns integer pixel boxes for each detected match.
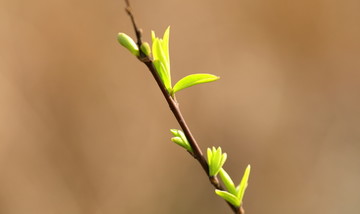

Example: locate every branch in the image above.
[123,2,244,213]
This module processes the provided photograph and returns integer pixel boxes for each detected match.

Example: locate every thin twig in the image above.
[123,2,244,213]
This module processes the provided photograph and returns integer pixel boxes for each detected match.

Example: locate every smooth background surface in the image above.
[0,0,359,213]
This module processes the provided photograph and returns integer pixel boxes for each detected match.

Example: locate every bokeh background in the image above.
[1,0,359,213]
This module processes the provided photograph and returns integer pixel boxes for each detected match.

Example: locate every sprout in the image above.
[117,33,139,56]
[207,147,227,177]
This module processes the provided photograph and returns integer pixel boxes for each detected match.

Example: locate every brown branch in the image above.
[123,1,244,213]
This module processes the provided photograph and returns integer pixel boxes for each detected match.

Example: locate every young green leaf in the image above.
[177,130,191,150]
[153,60,171,90]
[212,147,222,174]
[236,165,251,204]
[170,129,193,152]
[170,129,178,136]
[207,147,227,176]
[151,27,172,93]
[219,153,227,172]
[162,26,170,64]
[172,73,220,94]
[207,147,213,163]
[219,168,237,195]
[171,137,186,148]
[215,190,241,207]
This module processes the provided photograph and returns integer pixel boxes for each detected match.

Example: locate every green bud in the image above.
[170,129,179,136]
[171,137,184,145]
[117,33,139,56]
[207,147,227,176]
[140,42,151,57]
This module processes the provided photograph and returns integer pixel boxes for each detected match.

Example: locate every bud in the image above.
[171,137,184,145]
[140,42,151,57]
[117,33,139,56]
[170,129,179,136]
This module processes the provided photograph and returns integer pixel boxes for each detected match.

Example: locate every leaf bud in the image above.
[140,42,151,57]
[117,33,139,56]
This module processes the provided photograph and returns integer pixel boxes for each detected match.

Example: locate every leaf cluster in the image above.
[215,166,251,207]
[170,129,193,153]
[206,147,250,207]
[118,27,219,96]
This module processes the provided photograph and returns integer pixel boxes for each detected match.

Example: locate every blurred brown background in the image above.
[0,0,359,213]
